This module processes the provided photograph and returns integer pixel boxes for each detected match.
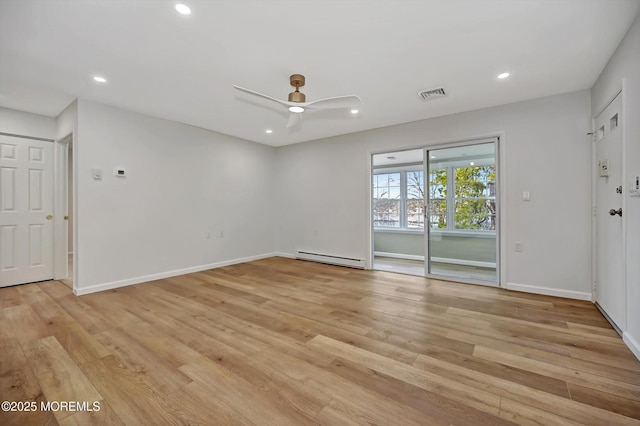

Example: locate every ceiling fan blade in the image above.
[233,85,291,108]
[286,112,303,128]
[304,95,362,110]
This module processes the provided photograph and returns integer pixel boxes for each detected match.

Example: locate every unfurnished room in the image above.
[1,0,640,425]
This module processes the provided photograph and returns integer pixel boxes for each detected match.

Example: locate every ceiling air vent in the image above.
[417,87,447,102]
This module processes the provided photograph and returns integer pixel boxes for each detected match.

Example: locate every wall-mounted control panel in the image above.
[599,159,609,177]
[114,168,126,177]
[631,176,640,197]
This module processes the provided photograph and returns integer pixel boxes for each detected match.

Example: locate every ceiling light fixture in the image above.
[350,109,359,114]
[289,106,304,113]
[265,129,273,134]
[93,76,107,83]
[497,72,510,79]
[175,4,191,15]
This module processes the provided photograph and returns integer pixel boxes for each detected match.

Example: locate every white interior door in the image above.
[594,93,624,330]
[0,135,54,287]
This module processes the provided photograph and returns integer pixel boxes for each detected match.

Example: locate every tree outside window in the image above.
[407,171,424,229]
[454,165,496,230]
[428,164,495,231]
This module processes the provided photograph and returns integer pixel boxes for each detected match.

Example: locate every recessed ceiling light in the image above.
[265,129,273,134]
[93,76,107,83]
[175,4,191,15]
[289,106,304,113]
[497,72,510,79]
[350,109,359,114]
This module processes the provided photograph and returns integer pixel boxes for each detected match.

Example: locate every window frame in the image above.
[373,164,424,232]
[373,156,497,235]
[428,157,496,234]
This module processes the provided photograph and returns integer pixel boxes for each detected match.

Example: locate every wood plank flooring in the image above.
[1,256,639,425]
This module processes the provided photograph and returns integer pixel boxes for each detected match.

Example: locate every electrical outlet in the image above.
[514,241,523,252]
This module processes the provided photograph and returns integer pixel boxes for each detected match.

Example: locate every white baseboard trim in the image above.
[505,282,592,301]
[623,332,640,361]
[273,252,296,259]
[73,252,278,296]
[374,251,495,269]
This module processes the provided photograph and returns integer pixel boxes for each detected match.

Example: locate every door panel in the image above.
[425,140,498,285]
[594,93,624,330]
[0,135,54,287]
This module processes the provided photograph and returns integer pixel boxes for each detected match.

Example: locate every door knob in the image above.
[609,208,622,217]
[46,214,53,220]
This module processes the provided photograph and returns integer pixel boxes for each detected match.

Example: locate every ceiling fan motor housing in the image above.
[288,74,306,102]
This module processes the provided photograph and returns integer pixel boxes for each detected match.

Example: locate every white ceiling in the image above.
[1,1,638,147]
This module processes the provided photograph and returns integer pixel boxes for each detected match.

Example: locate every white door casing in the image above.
[0,135,54,287]
[594,92,625,331]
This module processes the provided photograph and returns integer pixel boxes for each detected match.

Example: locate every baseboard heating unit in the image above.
[296,251,366,269]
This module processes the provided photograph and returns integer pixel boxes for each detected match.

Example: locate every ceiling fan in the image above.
[233,74,362,128]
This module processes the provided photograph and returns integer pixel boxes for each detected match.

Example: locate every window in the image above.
[428,168,447,229]
[373,172,401,227]
[406,171,424,229]
[428,164,496,232]
[373,169,424,230]
[454,165,496,230]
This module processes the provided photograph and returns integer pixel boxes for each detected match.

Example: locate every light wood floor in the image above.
[1,257,639,425]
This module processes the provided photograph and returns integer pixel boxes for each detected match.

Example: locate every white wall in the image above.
[56,100,77,140]
[591,14,640,359]
[0,106,55,139]
[275,90,592,299]
[74,100,276,293]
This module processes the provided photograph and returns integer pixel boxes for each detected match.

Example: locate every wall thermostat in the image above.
[114,168,126,177]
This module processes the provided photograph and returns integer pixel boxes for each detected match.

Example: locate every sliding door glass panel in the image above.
[426,141,497,284]
[372,149,425,276]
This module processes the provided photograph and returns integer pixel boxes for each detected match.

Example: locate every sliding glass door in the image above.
[371,139,499,285]
[425,140,498,284]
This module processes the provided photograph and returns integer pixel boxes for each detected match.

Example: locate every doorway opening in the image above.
[372,148,425,276]
[54,133,73,290]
